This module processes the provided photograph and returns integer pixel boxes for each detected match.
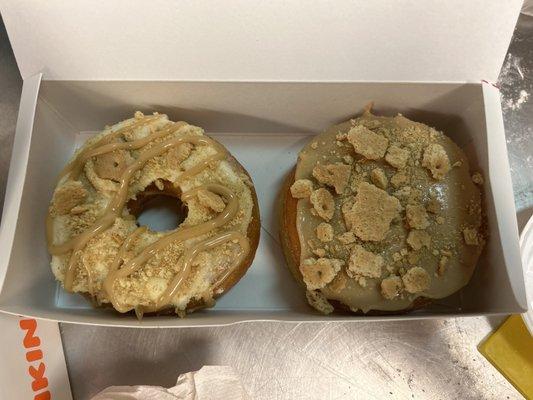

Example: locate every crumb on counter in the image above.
[406,204,430,230]
[463,227,480,246]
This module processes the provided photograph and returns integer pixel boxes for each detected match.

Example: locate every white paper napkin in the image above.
[91,366,251,400]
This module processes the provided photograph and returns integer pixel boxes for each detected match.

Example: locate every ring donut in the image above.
[47,112,260,317]
[280,110,484,314]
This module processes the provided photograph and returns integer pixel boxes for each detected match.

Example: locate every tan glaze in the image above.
[102,184,249,313]
[46,119,237,299]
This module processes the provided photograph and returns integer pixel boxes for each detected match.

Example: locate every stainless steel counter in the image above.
[1,13,531,400]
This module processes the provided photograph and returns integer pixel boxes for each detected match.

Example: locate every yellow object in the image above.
[478,315,533,399]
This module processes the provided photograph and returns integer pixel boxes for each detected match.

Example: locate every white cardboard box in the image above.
[0,1,527,327]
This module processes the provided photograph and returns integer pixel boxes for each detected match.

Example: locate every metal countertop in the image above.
[0,13,531,400]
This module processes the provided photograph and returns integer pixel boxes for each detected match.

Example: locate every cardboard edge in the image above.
[0,73,42,292]
[482,82,528,311]
[0,306,511,329]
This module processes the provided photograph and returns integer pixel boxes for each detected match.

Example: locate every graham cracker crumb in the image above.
[310,188,335,221]
[197,189,225,213]
[312,163,351,194]
[316,223,334,242]
[385,145,410,169]
[299,258,343,290]
[336,132,348,141]
[311,142,318,149]
[370,168,388,189]
[407,230,431,250]
[166,143,193,168]
[337,231,356,244]
[358,277,367,287]
[407,251,420,265]
[463,227,479,246]
[290,179,314,199]
[381,275,403,299]
[402,267,430,293]
[391,172,409,188]
[438,256,448,276]
[347,245,383,279]
[392,252,402,262]
[343,155,354,164]
[406,204,430,229]
[312,248,326,257]
[472,172,484,185]
[306,290,334,314]
[426,197,441,214]
[393,186,412,199]
[344,182,400,242]
[422,144,450,180]
[94,150,129,181]
[52,181,87,215]
[327,271,347,292]
[347,126,389,160]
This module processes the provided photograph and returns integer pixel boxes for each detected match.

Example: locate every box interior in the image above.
[0,81,525,327]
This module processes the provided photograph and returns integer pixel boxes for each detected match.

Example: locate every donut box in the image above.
[0,1,527,326]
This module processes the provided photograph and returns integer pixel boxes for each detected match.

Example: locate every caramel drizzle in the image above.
[47,117,247,307]
[56,114,163,184]
[103,185,249,313]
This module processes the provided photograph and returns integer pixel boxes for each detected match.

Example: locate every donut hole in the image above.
[127,182,187,232]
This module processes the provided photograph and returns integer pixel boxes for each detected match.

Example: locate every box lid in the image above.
[0,0,522,82]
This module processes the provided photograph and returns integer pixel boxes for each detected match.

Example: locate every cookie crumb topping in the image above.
[381,275,403,299]
[385,145,410,169]
[312,163,351,194]
[370,168,388,189]
[344,182,400,242]
[310,188,335,221]
[347,245,383,279]
[422,144,450,180]
[316,223,334,242]
[347,126,389,160]
[300,258,343,290]
[290,179,314,199]
[402,267,430,293]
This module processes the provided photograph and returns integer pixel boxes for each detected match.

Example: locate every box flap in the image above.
[0,0,522,82]
[0,313,72,400]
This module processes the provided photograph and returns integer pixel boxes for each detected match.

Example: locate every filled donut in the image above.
[279,109,485,314]
[47,112,260,317]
